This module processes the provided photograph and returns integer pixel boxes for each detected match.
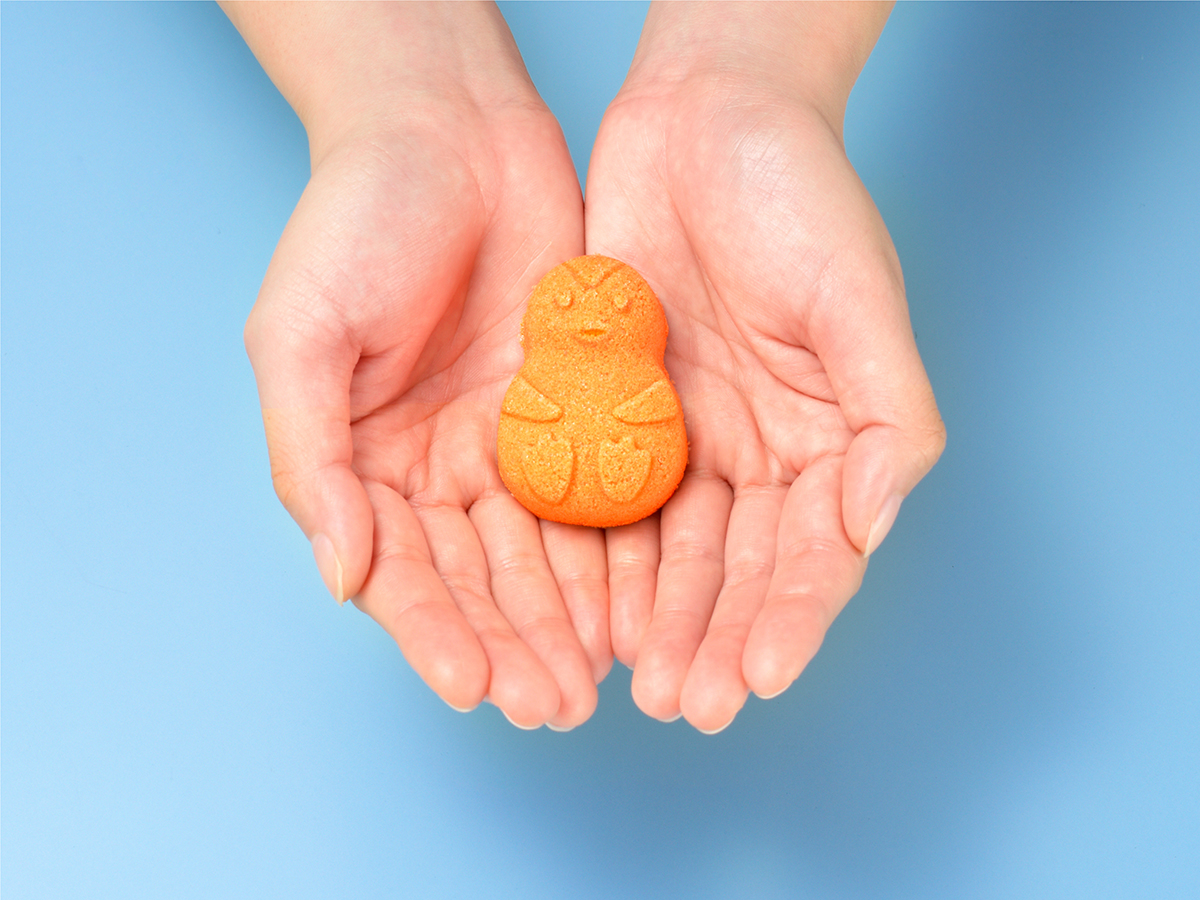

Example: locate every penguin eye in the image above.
[611,292,629,311]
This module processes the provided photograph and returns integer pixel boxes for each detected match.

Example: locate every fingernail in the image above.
[865,493,904,558]
[502,710,542,731]
[754,684,790,701]
[547,723,575,733]
[446,702,477,714]
[311,532,345,605]
[697,719,734,736]
[657,712,683,723]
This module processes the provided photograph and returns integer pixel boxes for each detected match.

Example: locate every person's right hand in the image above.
[224,2,607,729]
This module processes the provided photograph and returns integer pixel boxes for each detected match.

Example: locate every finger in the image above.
[810,251,946,556]
[679,483,786,733]
[470,491,598,731]
[351,481,489,712]
[606,515,660,669]
[842,415,945,556]
[742,454,866,700]
[629,474,733,722]
[416,500,561,729]
[242,172,384,606]
[540,520,612,685]
[247,315,373,606]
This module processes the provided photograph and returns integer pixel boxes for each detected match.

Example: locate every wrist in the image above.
[622,1,892,134]
[222,1,543,167]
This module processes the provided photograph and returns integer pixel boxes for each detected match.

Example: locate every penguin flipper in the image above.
[502,375,562,423]
[612,379,680,425]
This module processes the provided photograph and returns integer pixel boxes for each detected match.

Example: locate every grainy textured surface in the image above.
[498,256,687,526]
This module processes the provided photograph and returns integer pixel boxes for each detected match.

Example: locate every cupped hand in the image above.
[585,3,945,732]
[232,3,609,729]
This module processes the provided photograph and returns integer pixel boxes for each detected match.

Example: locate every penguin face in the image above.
[522,257,667,357]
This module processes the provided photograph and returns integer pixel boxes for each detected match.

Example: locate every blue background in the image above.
[3,3,1198,897]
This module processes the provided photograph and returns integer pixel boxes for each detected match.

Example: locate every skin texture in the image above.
[223,1,945,732]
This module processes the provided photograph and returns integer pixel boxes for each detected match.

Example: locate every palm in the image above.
[587,86,916,729]
[249,107,608,729]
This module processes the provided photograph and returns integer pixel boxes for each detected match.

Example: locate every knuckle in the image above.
[917,415,948,471]
[723,556,775,590]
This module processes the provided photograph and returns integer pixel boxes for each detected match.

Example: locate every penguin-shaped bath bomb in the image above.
[497,255,687,527]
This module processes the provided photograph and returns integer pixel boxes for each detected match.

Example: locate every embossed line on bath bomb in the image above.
[522,432,574,505]
[599,436,652,502]
[563,256,626,289]
[501,376,563,423]
[611,380,680,424]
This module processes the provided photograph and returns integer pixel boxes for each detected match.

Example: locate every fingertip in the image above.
[502,710,544,731]
[681,687,748,736]
[488,662,561,731]
[319,466,376,597]
[678,635,752,735]
[611,630,643,672]
[742,641,813,702]
[427,643,491,715]
[277,455,374,603]
[742,653,798,704]
[630,655,684,723]
[591,653,615,686]
[311,532,346,605]
[864,492,903,558]
[752,682,791,702]
[841,421,941,555]
[694,717,736,736]
[611,624,644,671]
[741,606,825,701]
[579,625,615,687]
[563,577,616,688]
[378,599,491,714]
[550,678,599,731]
[541,634,602,729]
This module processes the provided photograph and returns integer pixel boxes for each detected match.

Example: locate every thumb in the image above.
[244,277,373,607]
[842,411,945,557]
[816,253,946,557]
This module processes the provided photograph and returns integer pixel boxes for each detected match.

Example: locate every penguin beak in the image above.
[577,324,608,341]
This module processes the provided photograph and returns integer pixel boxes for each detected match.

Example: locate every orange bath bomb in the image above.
[497,255,688,527]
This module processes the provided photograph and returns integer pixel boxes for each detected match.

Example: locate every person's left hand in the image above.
[583,2,945,733]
